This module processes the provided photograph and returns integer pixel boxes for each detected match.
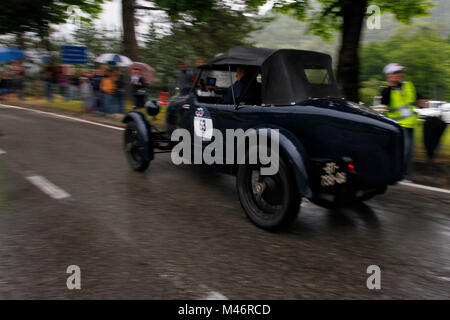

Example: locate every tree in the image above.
[120,0,217,61]
[0,0,107,51]
[246,0,433,102]
[122,0,140,60]
[360,24,450,102]
[140,4,267,91]
[72,24,122,57]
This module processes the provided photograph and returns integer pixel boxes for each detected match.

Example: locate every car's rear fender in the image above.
[240,126,312,198]
[122,111,153,161]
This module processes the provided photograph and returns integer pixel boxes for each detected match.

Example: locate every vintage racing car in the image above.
[122,46,405,230]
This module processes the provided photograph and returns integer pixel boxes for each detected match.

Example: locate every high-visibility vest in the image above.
[386,81,418,128]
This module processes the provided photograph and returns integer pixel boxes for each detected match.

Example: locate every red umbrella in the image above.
[129,62,156,84]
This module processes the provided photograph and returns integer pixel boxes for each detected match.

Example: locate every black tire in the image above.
[236,156,301,230]
[124,121,150,172]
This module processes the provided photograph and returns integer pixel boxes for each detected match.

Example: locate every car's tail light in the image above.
[342,157,355,171]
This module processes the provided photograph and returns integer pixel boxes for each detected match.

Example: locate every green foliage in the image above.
[140,4,267,91]
[251,1,450,50]
[247,0,434,40]
[250,13,338,57]
[72,24,122,56]
[360,24,450,102]
[359,87,379,105]
[0,0,108,37]
[153,0,216,21]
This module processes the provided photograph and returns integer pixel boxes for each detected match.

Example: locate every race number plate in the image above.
[320,162,347,187]
[194,107,213,142]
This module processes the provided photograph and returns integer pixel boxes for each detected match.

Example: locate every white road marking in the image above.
[399,181,450,195]
[201,291,229,300]
[2,104,449,196]
[26,175,70,200]
[0,103,124,131]
[0,148,6,155]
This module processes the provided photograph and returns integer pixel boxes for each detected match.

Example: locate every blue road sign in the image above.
[61,46,87,64]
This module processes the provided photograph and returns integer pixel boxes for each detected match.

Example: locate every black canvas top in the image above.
[261,49,341,105]
[200,46,276,70]
[200,46,341,105]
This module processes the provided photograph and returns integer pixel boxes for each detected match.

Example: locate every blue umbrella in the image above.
[0,47,26,63]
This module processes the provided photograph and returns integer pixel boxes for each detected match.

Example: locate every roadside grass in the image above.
[414,121,450,163]
[6,95,167,125]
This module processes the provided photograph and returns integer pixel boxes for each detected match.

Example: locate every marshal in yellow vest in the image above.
[386,81,418,128]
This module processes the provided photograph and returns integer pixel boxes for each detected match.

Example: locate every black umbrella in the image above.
[423,117,447,160]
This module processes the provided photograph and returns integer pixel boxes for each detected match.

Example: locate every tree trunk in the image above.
[337,0,368,102]
[122,0,139,61]
[15,32,26,50]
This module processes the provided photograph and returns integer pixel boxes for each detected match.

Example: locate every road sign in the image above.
[61,45,87,64]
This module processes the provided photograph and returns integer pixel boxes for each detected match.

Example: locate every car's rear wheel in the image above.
[124,121,150,172]
[236,156,301,230]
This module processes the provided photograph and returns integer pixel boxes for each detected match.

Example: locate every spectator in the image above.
[1,71,12,101]
[114,69,125,113]
[100,68,117,114]
[58,71,69,100]
[80,76,93,112]
[42,68,54,103]
[175,61,193,96]
[69,71,80,100]
[91,66,105,112]
[131,67,147,109]
[0,72,5,101]
[15,71,25,100]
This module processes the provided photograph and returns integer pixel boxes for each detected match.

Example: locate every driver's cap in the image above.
[383,63,405,74]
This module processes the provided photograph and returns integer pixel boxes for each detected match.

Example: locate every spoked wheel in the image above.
[237,157,301,230]
[124,121,150,172]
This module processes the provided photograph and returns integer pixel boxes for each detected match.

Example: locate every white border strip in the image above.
[0,148,6,155]
[399,181,450,195]
[0,103,124,131]
[26,175,70,200]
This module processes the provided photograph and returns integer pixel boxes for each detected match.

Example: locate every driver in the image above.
[223,66,261,105]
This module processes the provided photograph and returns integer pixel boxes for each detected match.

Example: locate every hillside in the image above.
[250,0,450,53]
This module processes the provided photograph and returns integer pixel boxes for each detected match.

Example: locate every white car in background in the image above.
[415,100,450,124]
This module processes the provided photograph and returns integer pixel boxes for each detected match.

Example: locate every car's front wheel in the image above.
[124,121,150,172]
[236,157,301,230]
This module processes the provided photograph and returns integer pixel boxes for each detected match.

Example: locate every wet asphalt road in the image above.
[0,105,448,299]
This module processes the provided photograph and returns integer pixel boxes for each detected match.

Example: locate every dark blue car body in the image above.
[123,46,405,230]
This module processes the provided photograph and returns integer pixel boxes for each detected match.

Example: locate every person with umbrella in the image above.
[100,68,118,114]
[0,48,25,101]
[91,65,106,112]
[95,54,132,113]
[130,67,147,109]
